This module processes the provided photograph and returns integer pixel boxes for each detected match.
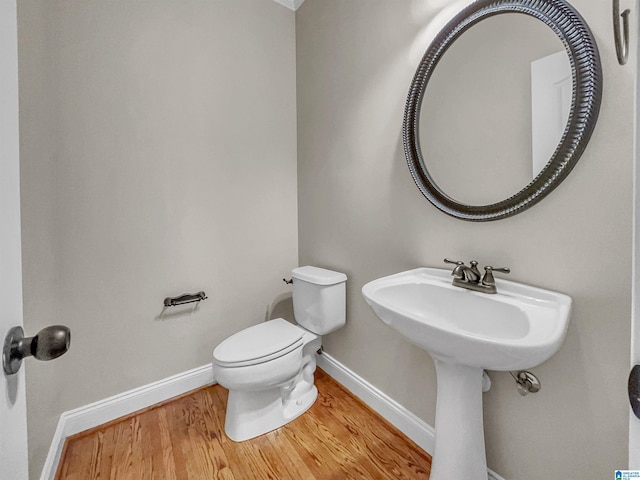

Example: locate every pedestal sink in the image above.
[362,267,571,480]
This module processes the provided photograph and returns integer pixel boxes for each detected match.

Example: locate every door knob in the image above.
[3,325,71,375]
[630,364,640,420]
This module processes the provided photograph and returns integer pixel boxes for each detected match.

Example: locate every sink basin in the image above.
[362,267,572,480]
[362,267,571,371]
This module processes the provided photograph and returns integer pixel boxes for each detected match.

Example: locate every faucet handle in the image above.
[487,266,510,274]
[469,260,481,276]
[481,265,510,286]
[444,258,465,266]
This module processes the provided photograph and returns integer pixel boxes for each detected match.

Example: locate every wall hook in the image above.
[614,0,631,65]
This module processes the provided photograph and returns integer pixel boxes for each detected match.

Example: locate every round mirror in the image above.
[403,0,602,221]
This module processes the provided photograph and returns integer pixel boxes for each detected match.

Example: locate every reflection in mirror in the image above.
[419,13,569,206]
[531,50,571,177]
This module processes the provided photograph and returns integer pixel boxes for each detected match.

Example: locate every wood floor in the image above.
[56,368,432,479]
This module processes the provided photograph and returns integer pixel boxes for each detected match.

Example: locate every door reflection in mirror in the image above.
[531,51,571,178]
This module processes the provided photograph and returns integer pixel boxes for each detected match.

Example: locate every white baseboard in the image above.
[316,352,506,480]
[41,354,505,480]
[40,364,215,480]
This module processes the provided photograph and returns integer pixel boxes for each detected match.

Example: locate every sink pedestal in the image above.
[362,267,572,479]
[430,360,487,480]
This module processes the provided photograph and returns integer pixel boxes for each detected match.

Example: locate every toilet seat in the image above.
[213,318,304,368]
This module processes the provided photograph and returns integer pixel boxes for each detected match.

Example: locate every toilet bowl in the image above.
[212,266,347,442]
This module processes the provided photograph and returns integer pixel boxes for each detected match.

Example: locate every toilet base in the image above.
[223,345,320,442]
[224,382,318,442]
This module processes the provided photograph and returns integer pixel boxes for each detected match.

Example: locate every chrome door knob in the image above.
[3,325,71,375]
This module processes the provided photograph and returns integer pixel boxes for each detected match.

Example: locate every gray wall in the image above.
[18,0,297,476]
[296,0,633,478]
[17,0,634,477]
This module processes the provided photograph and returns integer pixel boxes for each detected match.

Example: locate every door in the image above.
[633,0,640,468]
[0,1,29,478]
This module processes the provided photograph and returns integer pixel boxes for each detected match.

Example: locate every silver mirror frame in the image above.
[403,0,602,221]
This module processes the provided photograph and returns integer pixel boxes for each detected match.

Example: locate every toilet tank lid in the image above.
[292,266,347,285]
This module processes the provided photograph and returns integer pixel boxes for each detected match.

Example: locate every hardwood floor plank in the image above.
[316,370,431,478]
[157,407,178,480]
[136,407,170,479]
[164,397,191,479]
[210,387,276,480]
[56,368,432,479]
[307,385,398,478]
[285,412,376,479]
[62,434,97,480]
[86,431,106,479]
[108,420,134,480]
[172,390,235,479]
[263,428,317,479]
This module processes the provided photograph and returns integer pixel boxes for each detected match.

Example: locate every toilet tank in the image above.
[291,266,347,335]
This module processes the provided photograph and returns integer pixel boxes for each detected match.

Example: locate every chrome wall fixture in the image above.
[511,370,541,395]
[403,0,603,221]
[613,0,631,65]
[3,325,71,375]
[163,291,207,307]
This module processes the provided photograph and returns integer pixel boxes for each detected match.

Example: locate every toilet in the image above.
[212,265,347,442]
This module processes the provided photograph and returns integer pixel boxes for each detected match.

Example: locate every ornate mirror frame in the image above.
[403,0,602,221]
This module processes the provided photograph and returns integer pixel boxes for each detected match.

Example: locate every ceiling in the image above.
[272,0,306,11]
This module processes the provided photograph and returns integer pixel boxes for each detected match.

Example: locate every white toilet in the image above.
[212,265,347,442]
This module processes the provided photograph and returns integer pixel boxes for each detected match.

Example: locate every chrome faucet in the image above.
[444,258,510,294]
